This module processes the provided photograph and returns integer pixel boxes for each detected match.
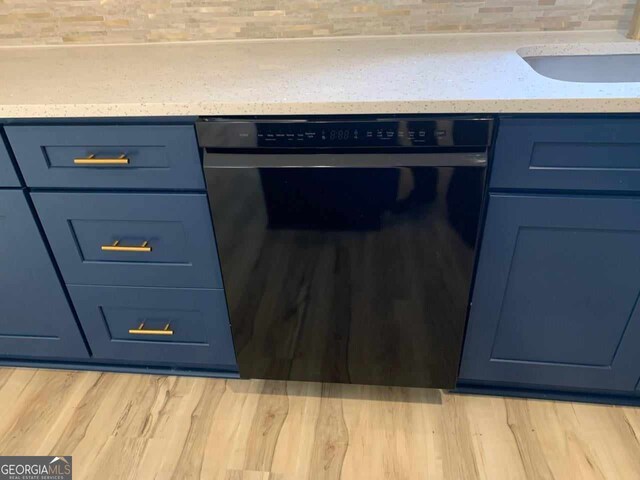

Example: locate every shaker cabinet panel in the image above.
[31,192,223,289]
[0,190,88,359]
[69,285,237,368]
[491,118,640,192]
[459,194,640,393]
[5,125,204,190]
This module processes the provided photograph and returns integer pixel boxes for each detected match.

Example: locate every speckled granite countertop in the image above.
[0,30,639,118]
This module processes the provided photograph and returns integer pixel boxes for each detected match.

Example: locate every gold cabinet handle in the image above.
[128,322,174,336]
[101,240,152,253]
[74,154,129,165]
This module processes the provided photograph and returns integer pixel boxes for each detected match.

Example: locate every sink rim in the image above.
[517,50,640,84]
[516,42,640,59]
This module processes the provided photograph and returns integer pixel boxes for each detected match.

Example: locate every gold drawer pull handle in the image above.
[74,154,129,165]
[101,240,152,253]
[128,322,174,336]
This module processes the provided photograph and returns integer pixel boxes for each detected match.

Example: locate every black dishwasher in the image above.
[197,116,493,388]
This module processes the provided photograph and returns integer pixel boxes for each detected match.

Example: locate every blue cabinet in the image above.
[5,125,204,190]
[491,118,640,192]
[31,192,223,288]
[69,285,236,369]
[0,119,238,376]
[0,133,20,187]
[0,190,88,359]
[459,194,640,393]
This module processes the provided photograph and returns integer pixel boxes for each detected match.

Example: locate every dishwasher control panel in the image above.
[197,117,493,150]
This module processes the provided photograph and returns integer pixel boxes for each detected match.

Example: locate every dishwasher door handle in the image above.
[203,152,487,169]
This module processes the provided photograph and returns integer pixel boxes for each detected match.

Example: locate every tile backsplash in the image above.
[0,0,635,46]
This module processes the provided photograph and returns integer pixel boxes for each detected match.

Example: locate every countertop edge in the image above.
[3,97,640,119]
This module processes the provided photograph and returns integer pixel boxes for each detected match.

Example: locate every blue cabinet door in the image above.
[459,194,640,393]
[0,134,19,187]
[491,118,640,192]
[69,285,237,369]
[5,125,204,190]
[31,192,223,288]
[0,190,88,359]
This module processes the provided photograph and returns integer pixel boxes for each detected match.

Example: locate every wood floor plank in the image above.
[133,377,214,480]
[528,400,606,480]
[568,403,640,479]
[169,377,227,479]
[0,368,39,439]
[342,385,429,480]
[0,370,95,455]
[200,380,257,480]
[50,373,144,480]
[37,371,103,455]
[224,379,268,474]
[0,367,639,480]
[270,381,322,479]
[46,372,111,456]
[242,381,289,473]
[307,383,348,480]
[440,392,481,480]
[503,399,555,480]
[83,436,148,480]
[621,406,640,445]
[463,395,528,480]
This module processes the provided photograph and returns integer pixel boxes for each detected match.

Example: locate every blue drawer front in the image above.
[0,133,20,187]
[5,125,204,190]
[32,192,223,288]
[491,117,640,192]
[69,285,237,368]
[0,190,88,359]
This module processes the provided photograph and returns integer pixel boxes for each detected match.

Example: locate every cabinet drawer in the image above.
[491,118,640,192]
[32,192,223,288]
[69,285,237,368]
[0,133,20,187]
[5,125,204,190]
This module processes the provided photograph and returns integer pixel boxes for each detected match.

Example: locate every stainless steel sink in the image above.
[521,54,640,83]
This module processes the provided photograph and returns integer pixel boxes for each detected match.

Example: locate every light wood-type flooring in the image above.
[0,367,639,479]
